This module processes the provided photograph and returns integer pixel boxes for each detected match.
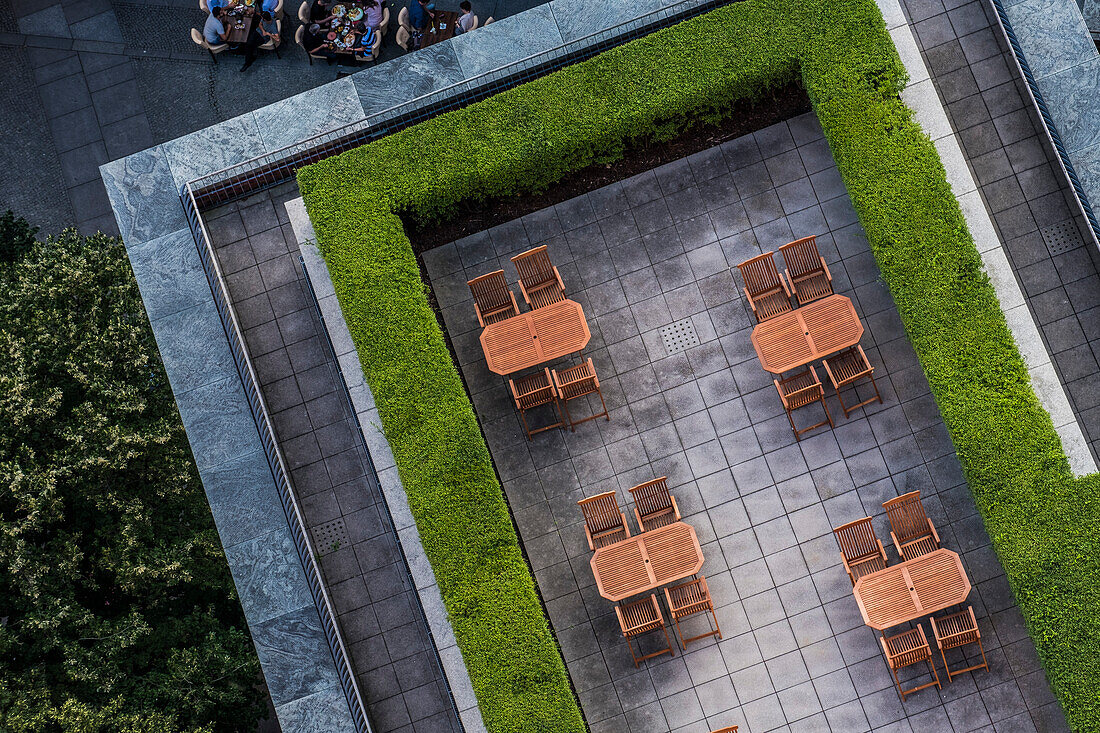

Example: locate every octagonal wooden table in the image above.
[480,299,590,375]
[591,522,703,602]
[751,294,863,374]
[852,548,971,631]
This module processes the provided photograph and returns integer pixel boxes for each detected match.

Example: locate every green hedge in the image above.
[300,0,1096,728]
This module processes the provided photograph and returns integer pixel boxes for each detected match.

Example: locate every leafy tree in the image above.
[0,217,265,732]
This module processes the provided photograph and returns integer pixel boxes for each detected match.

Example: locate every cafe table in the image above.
[421,10,460,47]
[751,293,863,374]
[590,522,703,602]
[852,548,971,630]
[480,299,590,376]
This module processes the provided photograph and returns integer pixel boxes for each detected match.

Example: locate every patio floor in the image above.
[424,114,1067,732]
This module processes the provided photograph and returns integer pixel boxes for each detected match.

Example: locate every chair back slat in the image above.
[628,477,672,520]
[833,517,881,562]
[883,491,930,544]
[468,270,513,313]
[779,236,824,279]
[578,491,623,535]
[512,246,557,289]
[736,252,784,298]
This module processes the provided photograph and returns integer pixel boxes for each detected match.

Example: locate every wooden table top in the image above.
[853,549,971,630]
[480,299,590,376]
[224,7,254,43]
[421,10,459,47]
[751,294,863,374]
[591,522,703,602]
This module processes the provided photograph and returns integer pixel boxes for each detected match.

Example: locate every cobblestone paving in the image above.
[425,115,1068,732]
[205,181,463,733]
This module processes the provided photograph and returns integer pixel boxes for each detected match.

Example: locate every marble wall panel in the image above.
[100,147,187,245]
[1040,57,1100,152]
[124,227,210,322]
[253,77,365,152]
[150,298,238,395]
[1007,0,1096,78]
[450,3,563,78]
[224,525,314,626]
[549,0,666,42]
[200,450,286,548]
[161,111,262,190]
[173,373,262,472]
[274,687,357,733]
[354,42,465,116]
[251,605,341,704]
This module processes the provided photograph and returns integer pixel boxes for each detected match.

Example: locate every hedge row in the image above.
[300,0,1092,728]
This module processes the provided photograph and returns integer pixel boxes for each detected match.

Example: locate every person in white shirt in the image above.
[456,0,475,32]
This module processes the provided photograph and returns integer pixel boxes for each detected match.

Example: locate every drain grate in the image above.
[312,518,350,554]
[660,318,700,355]
[1040,219,1084,256]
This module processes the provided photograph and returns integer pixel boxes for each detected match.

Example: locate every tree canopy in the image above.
[0,214,265,732]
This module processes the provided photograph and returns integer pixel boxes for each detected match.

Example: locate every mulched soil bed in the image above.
[406,80,811,253]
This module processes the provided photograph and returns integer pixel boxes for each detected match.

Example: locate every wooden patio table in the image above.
[853,548,971,631]
[751,294,863,374]
[591,522,703,602]
[480,299,590,375]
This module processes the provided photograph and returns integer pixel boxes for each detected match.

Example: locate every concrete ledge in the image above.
[877,0,1097,476]
[287,197,488,733]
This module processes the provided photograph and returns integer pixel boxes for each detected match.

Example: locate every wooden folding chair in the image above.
[509,368,563,440]
[832,516,888,585]
[736,252,793,322]
[882,490,940,561]
[628,477,680,532]
[664,577,722,648]
[778,235,833,305]
[881,626,941,701]
[930,607,988,682]
[577,491,629,550]
[467,270,519,327]
[552,358,609,430]
[822,345,882,418]
[774,366,833,441]
[709,727,738,733]
[616,594,674,667]
[511,245,566,309]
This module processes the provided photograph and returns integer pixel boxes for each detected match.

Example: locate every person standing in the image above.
[407,0,431,30]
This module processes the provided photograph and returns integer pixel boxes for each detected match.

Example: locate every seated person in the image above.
[241,10,279,70]
[261,0,278,12]
[407,0,431,30]
[456,0,474,32]
[302,22,336,57]
[203,6,230,44]
[310,0,333,22]
[363,0,383,29]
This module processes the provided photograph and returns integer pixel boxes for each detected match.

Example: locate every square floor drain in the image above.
[313,518,350,553]
[1040,219,1083,256]
[661,318,700,355]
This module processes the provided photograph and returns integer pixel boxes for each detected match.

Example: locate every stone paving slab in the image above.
[426,114,1066,732]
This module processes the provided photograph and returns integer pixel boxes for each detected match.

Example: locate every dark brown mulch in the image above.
[406,81,812,253]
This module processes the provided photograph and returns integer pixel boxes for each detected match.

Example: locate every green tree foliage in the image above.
[0,214,265,733]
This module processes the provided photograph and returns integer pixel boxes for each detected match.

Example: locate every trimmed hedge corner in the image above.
[300,0,1096,729]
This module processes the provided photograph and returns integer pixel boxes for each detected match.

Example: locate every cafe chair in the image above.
[552,358,609,431]
[297,0,309,23]
[774,366,832,441]
[881,626,941,701]
[484,15,494,23]
[736,252,793,322]
[191,28,229,62]
[577,491,629,550]
[822,345,882,418]
[616,595,674,668]
[398,5,410,30]
[295,25,329,64]
[467,14,479,29]
[709,728,738,733]
[467,270,519,326]
[511,244,566,309]
[778,235,833,305]
[366,26,382,61]
[832,516,888,585]
[259,19,282,56]
[628,476,680,532]
[930,607,988,682]
[272,0,284,18]
[199,0,208,9]
[664,577,722,649]
[882,490,940,561]
[378,6,390,38]
[395,25,410,50]
[509,368,563,441]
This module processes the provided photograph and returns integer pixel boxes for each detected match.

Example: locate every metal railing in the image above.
[990,0,1100,248]
[185,0,728,209]
[181,183,373,733]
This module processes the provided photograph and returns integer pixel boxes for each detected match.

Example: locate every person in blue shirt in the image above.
[407,0,432,30]
[203,6,229,44]
[261,0,278,12]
